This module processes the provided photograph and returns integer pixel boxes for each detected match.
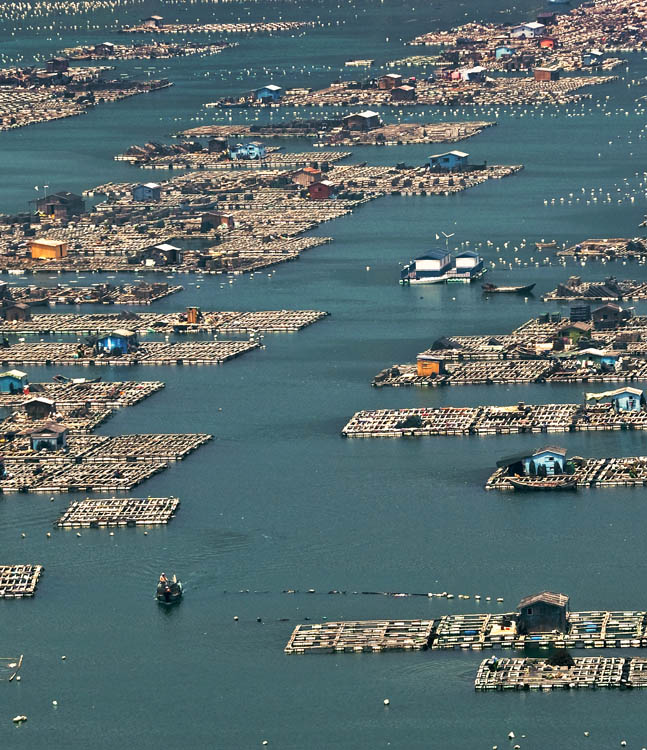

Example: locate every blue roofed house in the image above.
[96,329,138,356]
[446,250,484,281]
[255,84,283,103]
[497,445,568,477]
[230,142,267,160]
[0,369,28,393]
[429,150,469,171]
[132,182,161,202]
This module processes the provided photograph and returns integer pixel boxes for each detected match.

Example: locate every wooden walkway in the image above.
[57,496,180,527]
[0,565,42,598]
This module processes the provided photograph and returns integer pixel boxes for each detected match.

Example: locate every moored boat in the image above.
[508,476,577,492]
[482,282,536,294]
[156,574,183,605]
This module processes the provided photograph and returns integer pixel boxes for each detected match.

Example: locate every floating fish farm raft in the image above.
[180,121,495,147]
[286,610,647,654]
[474,657,647,690]
[117,149,351,171]
[486,456,647,490]
[556,237,647,261]
[342,403,647,438]
[0,340,260,366]
[0,310,329,335]
[6,283,183,306]
[542,277,647,302]
[56,496,180,527]
[0,565,43,598]
[0,380,164,408]
[120,20,313,34]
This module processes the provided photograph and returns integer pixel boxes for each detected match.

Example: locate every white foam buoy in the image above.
[52,700,57,706]
[12,715,27,723]
[383,698,390,706]
[508,732,515,740]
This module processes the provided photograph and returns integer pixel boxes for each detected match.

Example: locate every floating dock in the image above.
[0,565,43,598]
[342,402,647,437]
[475,656,647,690]
[56,496,180,527]
[486,455,647,491]
[0,310,329,335]
[0,380,164,409]
[284,620,435,654]
[0,340,259,366]
[287,609,647,654]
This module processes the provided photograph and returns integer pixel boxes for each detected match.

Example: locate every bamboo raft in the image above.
[0,565,42,598]
[486,456,647,491]
[342,403,647,438]
[0,310,329,335]
[7,283,183,306]
[287,609,647,654]
[56,496,180,527]
[474,656,647,690]
[0,340,259,366]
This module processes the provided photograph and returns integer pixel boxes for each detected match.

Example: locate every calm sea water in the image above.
[2,0,647,748]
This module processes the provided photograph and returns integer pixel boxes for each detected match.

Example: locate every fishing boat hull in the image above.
[508,477,577,492]
[482,283,536,294]
[156,581,183,605]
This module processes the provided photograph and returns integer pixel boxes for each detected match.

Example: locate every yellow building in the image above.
[29,239,68,260]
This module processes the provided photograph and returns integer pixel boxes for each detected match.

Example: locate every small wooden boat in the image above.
[482,282,536,294]
[156,574,183,605]
[508,476,577,492]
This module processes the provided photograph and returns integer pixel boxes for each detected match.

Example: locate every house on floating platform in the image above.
[46,57,69,73]
[132,182,161,202]
[429,150,469,172]
[142,15,164,28]
[0,369,27,393]
[308,180,336,200]
[512,21,545,39]
[400,248,453,284]
[96,329,137,356]
[558,320,591,344]
[539,37,557,50]
[377,73,402,90]
[582,49,604,67]
[94,42,116,56]
[445,250,484,282]
[558,348,618,368]
[208,137,228,153]
[27,422,68,452]
[1,301,31,322]
[229,142,266,160]
[142,243,183,267]
[23,396,55,420]
[534,66,561,82]
[585,386,645,413]
[342,110,382,131]
[391,85,417,101]
[459,66,486,82]
[415,354,446,377]
[36,192,85,221]
[290,166,322,187]
[495,45,516,59]
[517,591,569,634]
[254,85,282,103]
[592,302,631,330]
[496,445,568,477]
[29,239,68,260]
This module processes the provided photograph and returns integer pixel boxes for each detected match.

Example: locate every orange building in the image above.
[29,239,68,260]
[416,355,443,377]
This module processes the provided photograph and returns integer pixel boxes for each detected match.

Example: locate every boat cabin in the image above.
[517,591,569,634]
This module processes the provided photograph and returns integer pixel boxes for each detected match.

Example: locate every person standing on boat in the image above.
[159,573,168,584]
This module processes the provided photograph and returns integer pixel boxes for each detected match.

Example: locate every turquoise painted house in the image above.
[497,446,568,476]
[586,386,644,412]
[0,369,27,393]
[96,329,137,356]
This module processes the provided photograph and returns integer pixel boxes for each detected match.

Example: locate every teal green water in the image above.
[2,1,647,748]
